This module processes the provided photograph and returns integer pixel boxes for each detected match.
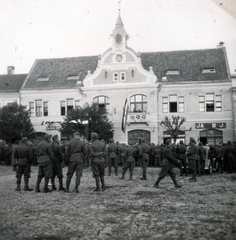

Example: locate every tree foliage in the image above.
[160,116,186,143]
[59,103,114,141]
[0,102,34,143]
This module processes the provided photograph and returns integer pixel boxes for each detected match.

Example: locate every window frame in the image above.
[93,95,110,111]
[198,93,222,112]
[130,94,148,113]
[162,95,185,113]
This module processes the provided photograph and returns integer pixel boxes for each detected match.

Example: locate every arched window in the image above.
[93,95,110,110]
[130,94,147,113]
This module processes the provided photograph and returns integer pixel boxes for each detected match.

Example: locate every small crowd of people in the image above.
[1,133,236,193]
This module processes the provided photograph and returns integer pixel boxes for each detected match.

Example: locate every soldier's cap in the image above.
[91,133,98,139]
[44,134,52,140]
[73,132,80,136]
[52,135,58,141]
[190,137,196,144]
[21,137,28,143]
[165,139,171,145]
[179,140,183,144]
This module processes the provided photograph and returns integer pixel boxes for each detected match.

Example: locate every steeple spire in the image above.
[116,10,124,27]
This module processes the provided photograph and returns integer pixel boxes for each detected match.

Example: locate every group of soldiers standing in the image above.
[11,132,236,193]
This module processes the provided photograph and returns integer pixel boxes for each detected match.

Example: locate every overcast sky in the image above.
[0,0,236,74]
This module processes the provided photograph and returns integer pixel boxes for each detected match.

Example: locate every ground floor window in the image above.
[128,130,150,145]
[163,130,185,144]
[199,129,223,145]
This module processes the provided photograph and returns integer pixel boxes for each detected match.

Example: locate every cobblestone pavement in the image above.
[0,165,236,240]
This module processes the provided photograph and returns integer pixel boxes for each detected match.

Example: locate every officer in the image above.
[154,139,182,188]
[90,133,107,191]
[64,132,87,193]
[175,140,188,176]
[50,135,65,191]
[107,139,119,176]
[138,138,150,180]
[120,143,136,180]
[14,137,33,191]
[186,137,199,182]
[35,134,54,193]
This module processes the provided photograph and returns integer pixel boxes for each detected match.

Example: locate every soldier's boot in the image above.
[120,170,125,179]
[140,170,147,180]
[93,177,100,191]
[35,177,42,192]
[64,178,71,192]
[100,176,106,191]
[154,177,161,188]
[108,167,111,176]
[171,176,183,188]
[180,165,183,176]
[72,179,80,193]
[115,168,118,176]
[15,178,21,191]
[129,171,133,180]
[58,178,65,191]
[43,178,52,193]
[24,177,33,191]
[185,168,189,176]
[51,178,57,191]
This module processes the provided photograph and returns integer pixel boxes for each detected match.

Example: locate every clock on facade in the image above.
[116,54,123,62]
[115,34,122,44]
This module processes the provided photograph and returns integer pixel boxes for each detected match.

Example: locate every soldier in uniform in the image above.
[107,139,119,176]
[14,137,33,191]
[176,140,188,176]
[224,141,236,173]
[154,139,182,188]
[120,142,136,180]
[50,135,65,191]
[35,134,54,193]
[90,133,107,191]
[186,137,199,182]
[64,132,87,193]
[198,142,207,175]
[138,138,150,180]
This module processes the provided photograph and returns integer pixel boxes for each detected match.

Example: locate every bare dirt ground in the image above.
[0,165,236,240]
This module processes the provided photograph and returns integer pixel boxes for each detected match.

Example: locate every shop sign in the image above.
[195,123,226,129]
[46,126,60,130]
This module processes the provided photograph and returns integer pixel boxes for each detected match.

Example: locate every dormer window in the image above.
[202,68,216,73]
[166,69,180,75]
[113,72,119,82]
[120,72,126,81]
[67,75,80,80]
[37,76,49,81]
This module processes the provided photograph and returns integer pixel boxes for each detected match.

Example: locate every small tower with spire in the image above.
[110,10,129,63]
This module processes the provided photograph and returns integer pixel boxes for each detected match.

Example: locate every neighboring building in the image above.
[232,74,236,142]
[3,12,234,144]
[0,66,27,107]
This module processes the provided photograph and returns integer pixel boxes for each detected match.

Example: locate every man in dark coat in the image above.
[138,138,150,180]
[224,141,236,173]
[50,135,65,191]
[90,133,107,191]
[120,143,136,180]
[175,140,188,176]
[65,132,87,193]
[14,137,33,191]
[107,139,119,176]
[35,134,54,193]
[214,144,224,173]
[198,142,207,175]
[154,139,182,188]
[186,137,199,182]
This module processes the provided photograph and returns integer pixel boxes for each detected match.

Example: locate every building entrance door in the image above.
[128,130,150,145]
[199,129,223,145]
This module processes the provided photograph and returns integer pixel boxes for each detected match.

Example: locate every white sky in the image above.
[0,0,236,74]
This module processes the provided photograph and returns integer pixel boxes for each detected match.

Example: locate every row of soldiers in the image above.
[12,132,236,192]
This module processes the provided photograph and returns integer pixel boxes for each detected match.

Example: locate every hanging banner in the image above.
[121,99,129,133]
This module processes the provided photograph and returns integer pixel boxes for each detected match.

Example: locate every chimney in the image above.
[7,66,15,75]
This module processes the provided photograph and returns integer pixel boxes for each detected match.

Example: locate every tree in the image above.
[160,116,187,144]
[59,103,114,142]
[0,102,34,143]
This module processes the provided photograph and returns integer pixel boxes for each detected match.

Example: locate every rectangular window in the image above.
[215,95,222,112]
[43,102,48,116]
[61,101,65,116]
[178,97,184,113]
[75,100,80,109]
[35,100,42,117]
[206,93,214,112]
[198,94,222,112]
[162,97,168,113]
[169,95,177,113]
[29,102,34,117]
[202,68,216,74]
[120,72,126,81]
[67,99,74,113]
[113,73,119,82]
